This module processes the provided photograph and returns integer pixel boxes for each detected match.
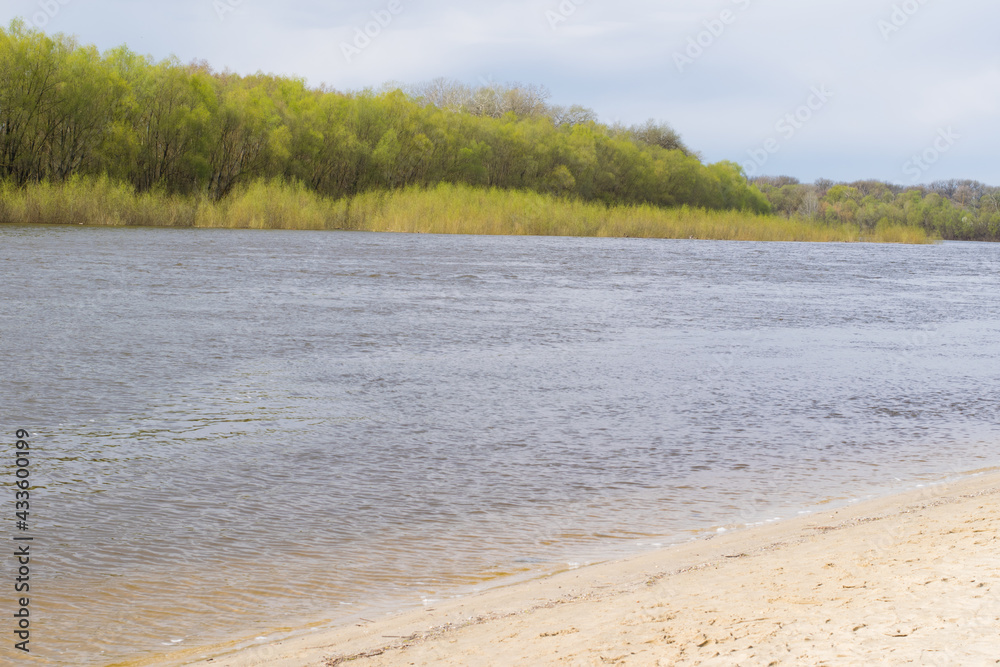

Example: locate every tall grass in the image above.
[0,177,934,243]
[0,175,198,227]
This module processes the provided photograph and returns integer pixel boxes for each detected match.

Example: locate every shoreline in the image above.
[1,179,931,243]
[134,467,1000,666]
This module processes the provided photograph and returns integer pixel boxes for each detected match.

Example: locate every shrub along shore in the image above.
[0,22,948,244]
[0,177,931,243]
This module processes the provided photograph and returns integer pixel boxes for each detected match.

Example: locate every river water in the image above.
[1,226,998,665]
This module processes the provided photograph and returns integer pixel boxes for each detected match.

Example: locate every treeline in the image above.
[0,20,769,213]
[753,176,1000,241]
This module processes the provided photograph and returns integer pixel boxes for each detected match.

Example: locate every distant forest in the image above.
[753,176,1000,242]
[1,19,997,241]
[0,20,767,212]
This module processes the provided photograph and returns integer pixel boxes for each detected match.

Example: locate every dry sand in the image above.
[146,471,1000,667]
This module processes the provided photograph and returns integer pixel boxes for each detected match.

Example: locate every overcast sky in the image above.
[6,0,999,185]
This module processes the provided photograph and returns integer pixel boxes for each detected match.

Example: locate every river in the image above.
[1,226,998,665]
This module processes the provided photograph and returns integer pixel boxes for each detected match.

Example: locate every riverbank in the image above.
[136,468,1000,666]
[1,177,931,242]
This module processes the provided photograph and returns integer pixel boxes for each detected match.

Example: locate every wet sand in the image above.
[145,470,1000,666]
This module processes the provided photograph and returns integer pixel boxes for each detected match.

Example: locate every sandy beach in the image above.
[143,470,1000,667]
